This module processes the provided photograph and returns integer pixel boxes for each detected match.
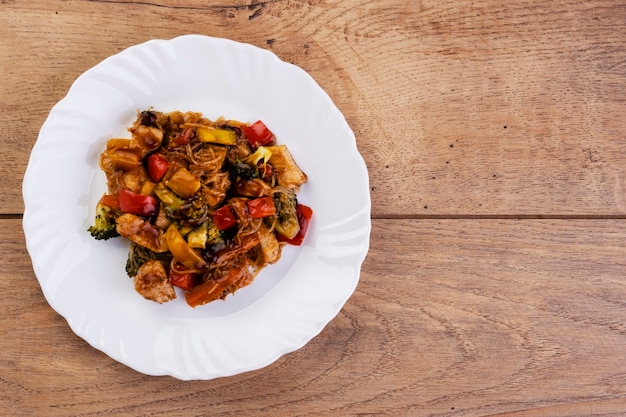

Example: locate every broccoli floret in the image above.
[125,242,172,277]
[181,197,209,225]
[231,161,258,180]
[88,203,120,240]
[205,218,224,246]
[187,219,224,249]
[273,190,300,240]
[125,242,148,277]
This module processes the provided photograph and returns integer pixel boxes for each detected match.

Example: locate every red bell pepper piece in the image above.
[278,204,312,246]
[212,205,237,230]
[242,120,275,148]
[147,153,169,182]
[247,196,276,218]
[98,194,120,210]
[118,188,157,216]
[175,127,193,145]
[169,263,198,291]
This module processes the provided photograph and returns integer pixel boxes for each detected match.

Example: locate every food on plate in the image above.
[88,109,312,307]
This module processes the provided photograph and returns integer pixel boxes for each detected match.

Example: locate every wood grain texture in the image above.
[3,0,626,215]
[4,0,626,415]
[3,219,626,416]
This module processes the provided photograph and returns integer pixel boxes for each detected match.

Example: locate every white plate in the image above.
[22,35,370,380]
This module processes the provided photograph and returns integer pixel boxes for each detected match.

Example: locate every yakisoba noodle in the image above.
[88,109,312,307]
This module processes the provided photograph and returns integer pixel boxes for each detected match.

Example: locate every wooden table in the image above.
[3,1,626,415]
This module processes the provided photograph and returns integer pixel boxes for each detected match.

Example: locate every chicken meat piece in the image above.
[116,213,168,253]
[235,178,272,198]
[134,260,176,303]
[265,145,307,189]
[130,124,164,153]
[256,223,281,264]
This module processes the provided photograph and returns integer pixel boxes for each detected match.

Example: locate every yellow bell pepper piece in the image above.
[186,222,208,249]
[106,138,132,150]
[166,168,201,198]
[196,127,237,145]
[109,148,141,171]
[165,225,206,269]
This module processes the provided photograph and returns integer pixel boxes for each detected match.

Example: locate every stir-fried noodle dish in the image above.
[88,109,312,307]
